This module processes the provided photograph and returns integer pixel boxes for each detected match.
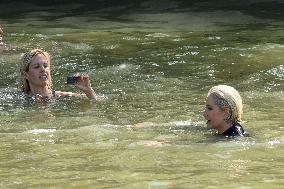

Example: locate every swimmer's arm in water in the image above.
[55,90,107,101]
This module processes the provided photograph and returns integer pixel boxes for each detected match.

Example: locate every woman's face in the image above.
[203,94,227,130]
[25,53,51,88]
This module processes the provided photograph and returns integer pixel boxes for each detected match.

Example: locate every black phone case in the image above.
[66,76,77,85]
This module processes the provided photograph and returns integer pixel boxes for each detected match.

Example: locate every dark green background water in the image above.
[0,1,283,188]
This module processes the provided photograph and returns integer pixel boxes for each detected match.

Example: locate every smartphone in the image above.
[66,76,79,85]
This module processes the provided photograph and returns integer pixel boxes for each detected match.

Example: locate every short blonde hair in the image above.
[19,49,52,94]
[208,85,243,124]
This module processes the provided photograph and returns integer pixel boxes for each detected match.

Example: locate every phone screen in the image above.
[66,76,78,85]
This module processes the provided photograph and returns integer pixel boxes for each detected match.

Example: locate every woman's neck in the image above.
[29,86,52,97]
[217,122,233,134]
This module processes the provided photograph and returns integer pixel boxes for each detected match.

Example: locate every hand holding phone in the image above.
[66,76,80,85]
[66,74,98,100]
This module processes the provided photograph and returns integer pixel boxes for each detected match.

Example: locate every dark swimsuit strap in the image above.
[52,90,56,97]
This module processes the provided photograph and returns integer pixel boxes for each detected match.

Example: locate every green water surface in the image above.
[0,1,283,188]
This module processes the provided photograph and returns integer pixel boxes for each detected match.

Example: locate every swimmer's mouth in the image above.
[40,75,48,80]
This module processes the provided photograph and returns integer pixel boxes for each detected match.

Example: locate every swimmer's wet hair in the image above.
[208,85,243,124]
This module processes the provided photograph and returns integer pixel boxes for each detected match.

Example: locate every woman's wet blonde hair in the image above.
[208,85,243,124]
[19,49,52,94]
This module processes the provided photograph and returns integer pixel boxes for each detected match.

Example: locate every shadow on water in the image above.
[1,0,284,31]
[1,0,284,19]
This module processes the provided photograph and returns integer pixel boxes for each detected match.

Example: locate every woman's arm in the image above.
[56,74,102,101]
[74,75,98,101]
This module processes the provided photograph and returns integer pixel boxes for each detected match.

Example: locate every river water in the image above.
[0,1,283,188]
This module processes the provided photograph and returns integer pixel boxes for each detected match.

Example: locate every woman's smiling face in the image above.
[25,53,51,88]
[203,94,227,130]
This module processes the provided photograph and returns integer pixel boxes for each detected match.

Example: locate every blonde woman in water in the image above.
[19,48,101,103]
[203,85,248,137]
